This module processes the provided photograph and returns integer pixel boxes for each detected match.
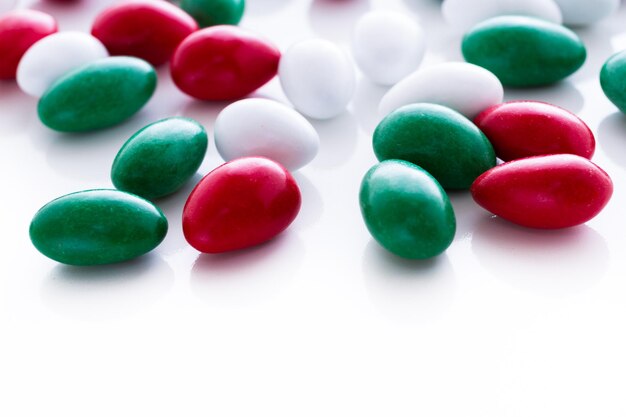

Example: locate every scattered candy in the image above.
[111,117,208,200]
[359,159,456,259]
[38,57,157,132]
[214,98,319,171]
[462,16,586,87]
[91,0,198,66]
[600,50,626,114]
[471,154,613,229]
[373,103,496,189]
[553,0,619,26]
[17,31,109,98]
[442,0,562,31]
[29,189,168,265]
[182,157,301,253]
[179,0,245,28]
[171,25,280,100]
[475,101,595,161]
[0,10,57,80]
[351,11,425,86]
[379,62,503,119]
[279,38,355,119]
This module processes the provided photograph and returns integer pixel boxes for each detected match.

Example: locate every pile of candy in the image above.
[0,0,623,265]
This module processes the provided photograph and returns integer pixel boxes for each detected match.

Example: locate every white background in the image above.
[2,0,626,416]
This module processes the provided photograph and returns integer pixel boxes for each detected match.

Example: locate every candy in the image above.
[29,189,168,265]
[38,57,157,132]
[373,103,496,190]
[600,50,626,114]
[91,0,197,66]
[0,10,57,80]
[359,160,456,259]
[0,0,17,13]
[17,31,109,98]
[111,117,208,199]
[471,154,613,229]
[171,25,280,100]
[553,0,619,26]
[475,101,595,161]
[442,0,562,31]
[379,62,503,119]
[179,0,245,28]
[351,11,425,86]
[214,98,319,171]
[183,157,301,253]
[279,39,356,119]
[462,16,586,87]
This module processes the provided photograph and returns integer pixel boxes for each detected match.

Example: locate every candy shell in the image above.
[553,0,619,26]
[180,0,245,28]
[600,50,626,114]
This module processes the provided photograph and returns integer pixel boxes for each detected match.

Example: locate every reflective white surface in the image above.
[1,0,626,416]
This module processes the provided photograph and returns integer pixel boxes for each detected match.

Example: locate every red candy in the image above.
[91,0,197,66]
[474,101,595,161]
[471,154,613,229]
[0,10,57,80]
[182,157,301,253]
[171,26,281,100]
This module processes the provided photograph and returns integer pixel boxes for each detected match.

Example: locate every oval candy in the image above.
[462,16,586,87]
[279,38,356,119]
[471,154,613,229]
[92,0,198,66]
[30,189,168,265]
[351,11,425,86]
[38,56,157,132]
[17,31,109,97]
[111,117,208,200]
[374,103,496,189]
[180,0,245,28]
[0,10,57,79]
[171,26,280,100]
[379,62,503,119]
[600,50,626,114]
[183,157,301,253]
[360,160,456,259]
[475,101,595,161]
[553,0,619,26]
[214,98,319,171]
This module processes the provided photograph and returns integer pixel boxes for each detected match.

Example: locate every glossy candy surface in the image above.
[471,154,613,229]
[183,157,301,253]
[214,98,319,171]
[30,189,168,265]
[475,101,595,161]
[38,56,157,132]
[379,62,503,119]
[360,160,456,259]
[92,0,198,66]
[0,10,57,79]
[171,26,280,100]
[374,103,496,189]
[600,51,626,114]
[462,16,586,87]
[17,31,109,97]
[180,0,245,28]
[553,0,619,26]
[279,39,355,119]
[111,117,208,199]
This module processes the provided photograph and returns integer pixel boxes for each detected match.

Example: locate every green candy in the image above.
[180,0,245,27]
[111,117,208,200]
[373,103,496,190]
[462,16,586,87]
[38,57,157,132]
[601,50,626,113]
[30,190,168,266]
[360,160,456,260]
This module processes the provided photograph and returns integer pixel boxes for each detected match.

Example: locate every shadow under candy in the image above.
[290,171,324,230]
[351,77,389,134]
[597,111,626,168]
[503,81,585,113]
[245,0,296,16]
[308,111,359,169]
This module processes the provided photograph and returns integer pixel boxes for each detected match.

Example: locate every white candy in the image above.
[553,0,619,26]
[379,62,504,119]
[214,98,320,171]
[442,0,562,31]
[0,0,17,13]
[351,11,425,86]
[279,39,356,120]
[17,31,109,97]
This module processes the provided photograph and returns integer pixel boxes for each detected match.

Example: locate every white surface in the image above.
[1,0,626,416]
